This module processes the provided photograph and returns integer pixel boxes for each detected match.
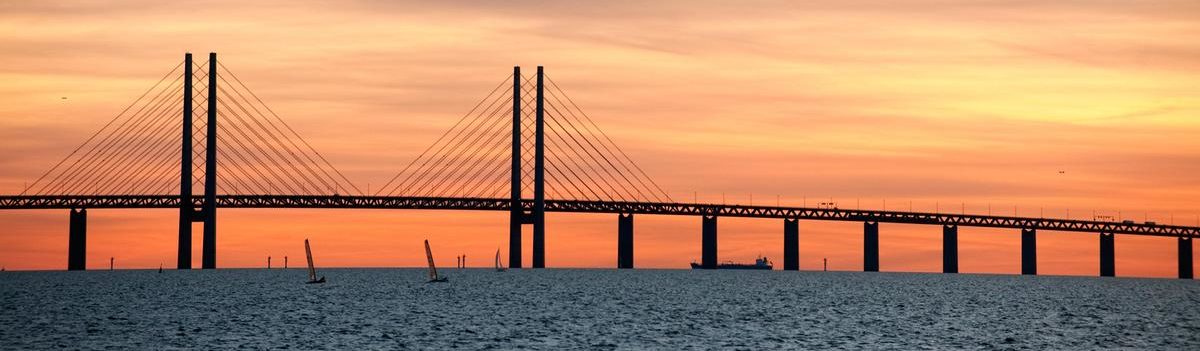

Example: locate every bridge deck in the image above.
[0,195,1195,237]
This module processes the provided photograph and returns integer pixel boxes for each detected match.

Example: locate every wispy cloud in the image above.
[0,0,1196,275]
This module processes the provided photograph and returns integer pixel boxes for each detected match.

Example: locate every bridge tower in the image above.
[178,52,219,269]
[509,66,547,269]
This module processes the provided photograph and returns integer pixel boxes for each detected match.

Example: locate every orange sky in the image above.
[1,0,1198,276]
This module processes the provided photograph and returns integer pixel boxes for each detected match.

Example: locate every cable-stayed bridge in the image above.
[1,53,1195,278]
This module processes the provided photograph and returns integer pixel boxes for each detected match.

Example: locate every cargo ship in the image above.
[690,256,773,270]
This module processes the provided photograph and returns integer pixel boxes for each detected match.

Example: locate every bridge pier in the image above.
[509,213,522,269]
[178,53,194,270]
[202,211,216,269]
[783,219,798,271]
[1021,228,1036,275]
[532,66,546,269]
[177,210,192,269]
[943,225,958,274]
[177,52,219,269]
[701,215,717,269]
[1099,232,1115,277]
[509,66,524,269]
[864,221,879,272]
[531,212,544,269]
[1180,237,1193,279]
[618,213,633,269]
[68,208,87,270]
[506,66,546,269]
[201,53,218,270]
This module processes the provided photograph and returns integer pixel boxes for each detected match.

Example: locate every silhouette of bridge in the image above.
[1,53,1195,278]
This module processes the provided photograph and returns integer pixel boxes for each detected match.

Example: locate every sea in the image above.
[1,269,1197,350]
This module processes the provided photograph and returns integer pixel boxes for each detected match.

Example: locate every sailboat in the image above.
[495,249,507,272]
[425,240,448,283]
[305,239,326,284]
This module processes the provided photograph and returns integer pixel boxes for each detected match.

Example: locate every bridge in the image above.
[1,53,1195,278]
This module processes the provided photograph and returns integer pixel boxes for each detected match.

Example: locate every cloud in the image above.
[0,0,1196,275]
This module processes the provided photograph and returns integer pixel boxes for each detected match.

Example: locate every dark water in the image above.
[1,269,1197,349]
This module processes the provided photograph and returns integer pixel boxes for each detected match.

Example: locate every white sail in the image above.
[305,239,317,282]
[495,249,506,271]
[424,240,438,280]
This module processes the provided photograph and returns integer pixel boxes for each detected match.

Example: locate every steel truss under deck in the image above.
[2,195,1195,237]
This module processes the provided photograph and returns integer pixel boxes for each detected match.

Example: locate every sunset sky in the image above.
[1,0,1198,277]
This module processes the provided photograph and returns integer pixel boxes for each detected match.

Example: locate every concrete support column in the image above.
[1021,228,1037,275]
[1180,237,1193,280]
[532,66,546,269]
[702,215,717,269]
[178,52,193,270]
[1100,232,1115,277]
[508,66,523,269]
[617,213,633,269]
[202,214,216,269]
[201,52,218,270]
[68,208,87,271]
[783,219,799,271]
[943,225,958,274]
[178,210,193,269]
[864,221,879,272]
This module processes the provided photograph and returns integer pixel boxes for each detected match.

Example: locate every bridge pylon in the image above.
[178,52,219,269]
[509,66,547,268]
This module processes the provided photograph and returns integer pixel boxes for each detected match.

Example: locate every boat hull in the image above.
[690,262,773,270]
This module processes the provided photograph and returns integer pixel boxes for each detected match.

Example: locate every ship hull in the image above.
[690,262,772,270]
